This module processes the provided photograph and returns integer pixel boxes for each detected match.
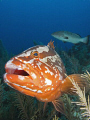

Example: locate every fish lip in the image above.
[4,59,45,87]
[5,59,30,76]
[4,61,32,86]
[4,58,46,95]
[4,73,10,83]
[3,73,38,94]
[5,59,23,74]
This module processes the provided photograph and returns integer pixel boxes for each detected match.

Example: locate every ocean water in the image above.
[0,0,90,54]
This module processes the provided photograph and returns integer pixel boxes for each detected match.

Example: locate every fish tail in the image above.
[61,74,89,94]
[82,35,89,44]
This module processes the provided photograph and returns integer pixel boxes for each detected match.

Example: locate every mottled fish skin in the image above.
[4,43,66,102]
[4,41,90,114]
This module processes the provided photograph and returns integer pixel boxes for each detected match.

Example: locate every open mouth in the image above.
[4,58,46,90]
[5,59,29,76]
[12,68,29,76]
[4,59,32,85]
[4,61,44,97]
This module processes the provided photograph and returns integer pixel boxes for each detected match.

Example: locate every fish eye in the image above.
[34,52,38,56]
[31,51,39,58]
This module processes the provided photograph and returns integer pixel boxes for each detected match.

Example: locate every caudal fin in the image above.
[61,74,90,95]
[82,35,89,44]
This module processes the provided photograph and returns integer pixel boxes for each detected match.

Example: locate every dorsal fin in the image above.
[48,40,55,49]
[76,33,81,37]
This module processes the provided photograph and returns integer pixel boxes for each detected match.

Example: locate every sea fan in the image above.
[81,71,90,84]
[61,94,82,120]
[13,91,56,120]
[62,94,75,120]
[66,72,90,120]
[13,92,30,120]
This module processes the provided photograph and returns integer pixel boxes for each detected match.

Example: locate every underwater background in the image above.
[0,0,90,120]
[0,0,90,54]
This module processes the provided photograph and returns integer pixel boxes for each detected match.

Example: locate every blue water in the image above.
[0,0,90,54]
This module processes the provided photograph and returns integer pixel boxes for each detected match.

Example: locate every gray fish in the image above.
[51,31,89,44]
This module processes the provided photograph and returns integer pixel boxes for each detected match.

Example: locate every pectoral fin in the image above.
[61,74,89,95]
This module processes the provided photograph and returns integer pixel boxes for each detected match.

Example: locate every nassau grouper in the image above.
[4,41,89,113]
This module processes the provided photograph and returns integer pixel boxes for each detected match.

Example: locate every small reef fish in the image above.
[4,41,88,113]
[51,31,89,44]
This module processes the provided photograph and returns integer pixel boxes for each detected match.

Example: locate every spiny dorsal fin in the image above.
[48,40,55,49]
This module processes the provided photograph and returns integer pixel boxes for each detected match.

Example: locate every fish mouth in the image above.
[5,65,29,76]
[4,61,33,87]
[4,59,30,82]
[4,59,45,96]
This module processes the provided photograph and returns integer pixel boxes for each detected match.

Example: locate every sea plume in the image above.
[66,71,90,120]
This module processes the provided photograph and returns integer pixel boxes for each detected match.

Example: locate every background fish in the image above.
[4,41,89,113]
[51,31,89,44]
